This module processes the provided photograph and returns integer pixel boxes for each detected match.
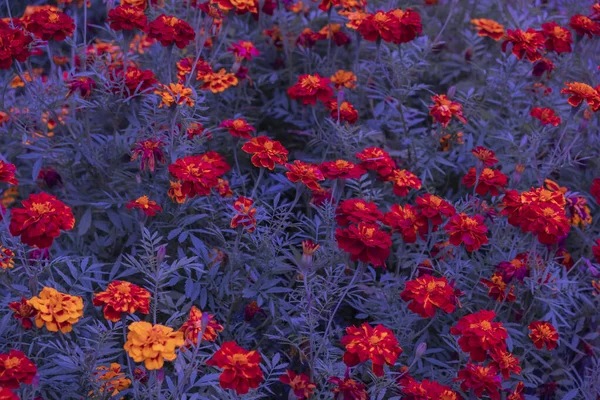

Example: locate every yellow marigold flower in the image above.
[0,247,15,270]
[92,363,131,399]
[28,287,84,333]
[155,83,195,108]
[201,69,239,93]
[124,321,184,370]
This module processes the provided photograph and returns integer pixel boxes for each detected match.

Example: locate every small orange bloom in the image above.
[481,272,516,303]
[242,136,289,170]
[528,321,559,350]
[126,196,162,216]
[155,83,195,107]
[94,363,132,398]
[201,69,239,93]
[285,160,324,190]
[279,370,316,400]
[176,57,213,82]
[341,322,402,376]
[230,196,257,232]
[28,287,84,333]
[168,180,187,203]
[330,70,357,90]
[179,306,224,345]
[561,82,600,112]
[471,18,505,40]
[124,321,184,370]
[93,281,151,322]
[217,0,258,14]
[219,118,255,138]
[429,94,467,127]
[502,28,546,62]
[207,341,264,395]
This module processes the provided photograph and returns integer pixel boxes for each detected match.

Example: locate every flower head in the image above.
[356,147,396,178]
[415,194,456,226]
[217,0,259,14]
[401,274,458,318]
[288,74,334,105]
[330,70,357,90]
[279,370,316,400]
[108,5,147,31]
[24,9,74,41]
[179,306,224,345]
[489,348,521,380]
[383,204,428,243]
[228,40,260,61]
[530,107,561,126]
[570,14,600,38]
[455,363,501,400]
[230,196,257,232]
[147,14,195,48]
[94,363,131,398]
[400,377,462,400]
[201,69,239,93]
[462,168,508,196]
[541,22,572,53]
[429,94,467,127]
[206,341,264,395]
[126,196,162,216]
[561,82,600,111]
[285,160,324,190]
[0,161,17,185]
[450,310,507,362]
[335,222,392,267]
[28,287,84,333]
[155,83,195,108]
[341,322,402,376]
[386,169,422,197]
[93,281,151,322]
[471,146,498,167]
[471,18,504,40]
[336,198,383,226]
[481,272,516,303]
[502,28,546,62]
[124,321,184,370]
[131,138,165,172]
[528,321,559,350]
[242,136,289,170]
[0,27,33,70]
[444,213,488,252]
[320,159,365,180]
[8,297,36,329]
[220,119,255,138]
[329,376,368,400]
[168,152,231,199]
[0,350,37,390]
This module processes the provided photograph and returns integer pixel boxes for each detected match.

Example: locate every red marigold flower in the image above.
[388,8,422,44]
[320,160,365,180]
[206,341,264,395]
[279,370,316,400]
[415,194,455,226]
[325,100,359,124]
[241,136,288,170]
[455,363,501,400]
[0,160,18,185]
[508,382,525,400]
[502,28,545,62]
[147,14,195,48]
[570,14,600,38]
[451,310,507,362]
[400,377,462,400]
[335,222,392,267]
[528,321,559,350]
[244,301,264,321]
[328,376,368,400]
[217,0,258,14]
[66,76,96,98]
[471,18,505,40]
[489,348,521,380]
[541,22,572,54]
[444,213,488,252]
[0,27,33,70]
[429,94,467,127]
[497,253,531,283]
[287,74,334,105]
[386,169,422,197]
[356,147,396,178]
[131,138,165,172]
[593,3,600,20]
[296,28,318,48]
[24,9,74,41]
[471,146,498,167]
[530,107,561,126]
[168,153,231,199]
[462,167,508,196]
[285,160,324,190]
[357,11,399,42]
[383,204,428,243]
[336,198,383,226]
[400,274,458,318]
[230,196,257,232]
[341,322,402,376]
[0,350,37,389]
[9,192,75,248]
[126,196,162,216]
[481,272,516,303]
[179,306,224,345]
[118,66,157,95]
[176,57,213,82]
[532,58,555,78]
[561,82,600,112]
[93,280,151,322]
[228,40,260,61]
[8,297,37,329]
[216,179,233,198]
[315,24,351,47]
[219,118,255,138]
[0,387,18,400]
[108,5,147,31]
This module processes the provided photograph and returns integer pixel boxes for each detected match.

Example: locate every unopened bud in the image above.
[156,245,166,265]
[415,342,427,359]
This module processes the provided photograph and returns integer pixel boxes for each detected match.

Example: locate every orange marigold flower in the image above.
[462,167,508,196]
[131,138,165,172]
[9,192,75,248]
[530,107,561,126]
[147,14,195,48]
[0,246,15,270]
[279,370,316,400]
[287,74,334,105]
[241,136,289,170]
[335,198,383,226]
[481,272,516,303]
[28,287,84,333]
[471,18,505,40]
[0,350,37,389]
[217,0,258,15]
[315,23,351,46]
[541,22,572,54]
[528,321,559,350]
[169,153,231,199]
[415,193,456,226]
[570,14,600,38]
[383,203,428,243]
[326,100,359,124]
[24,9,74,41]
[207,341,264,395]
[341,322,402,376]
[230,196,257,232]
[328,376,368,399]
[502,28,545,62]
[335,222,392,267]
[0,160,18,185]
[319,159,365,180]
[107,5,147,31]
[0,26,33,70]
[155,83,195,108]
[93,280,151,322]
[566,195,592,228]
[126,196,162,216]
[179,306,224,345]
[330,70,357,90]
[471,146,498,167]
[94,363,131,398]
[356,147,396,178]
[400,274,458,318]
[561,82,600,111]
[285,160,324,190]
[455,363,501,400]
[345,11,369,30]
[444,213,488,252]
[429,94,467,127]
[219,118,255,138]
[228,40,260,61]
[8,297,36,329]
[176,57,213,82]
[489,348,521,380]
[450,310,507,362]
[201,68,239,93]
[168,180,187,203]
[124,323,183,371]
[400,377,462,400]
[386,169,422,197]
[216,178,233,198]
[122,0,147,8]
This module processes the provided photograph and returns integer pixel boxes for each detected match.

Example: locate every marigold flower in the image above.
[28,287,84,333]
[328,376,368,400]
[244,300,264,321]
[502,28,545,62]
[541,22,572,54]
[285,160,324,190]
[489,348,521,380]
[335,221,392,267]
[0,387,18,400]
[315,23,351,46]
[356,147,396,178]
[444,213,488,252]
[471,146,497,167]
[532,58,555,78]
[357,10,399,42]
[220,119,255,138]
[168,180,187,203]
[201,69,239,93]
[400,377,462,400]
[66,76,96,98]
[287,74,334,105]
[94,363,131,398]
[400,274,458,318]
[216,179,233,198]
[528,321,559,350]
[561,82,600,111]
[207,341,264,394]
[131,138,165,172]
[9,192,75,248]
[118,66,157,95]
[0,161,18,185]
[228,40,260,61]
[296,28,318,48]
[319,160,365,180]
[570,14,600,38]
[336,198,383,226]
[471,18,505,40]
[241,136,289,170]
[462,168,508,196]
[481,272,516,303]
[124,321,184,370]
[508,382,525,400]
[326,100,359,124]
[108,5,147,31]
[24,9,74,41]
[155,83,195,107]
[122,0,147,7]
[176,57,213,82]
[147,14,195,48]
[429,94,467,127]
[0,350,37,390]
[279,370,316,400]
[0,244,14,270]
[179,306,224,345]
[383,204,428,243]
[126,196,162,216]
[8,297,36,329]
[386,169,422,197]
[450,310,507,362]
[230,196,257,232]
[0,27,33,70]
[341,322,402,376]
[93,280,151,322]
[530,107,561,126]
[415,194,456,226]
[217,0,258,14]
[455,363,501,400]
[330,70,357,90]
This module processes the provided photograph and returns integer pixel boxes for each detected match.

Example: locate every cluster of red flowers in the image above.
[357,8,422,44]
